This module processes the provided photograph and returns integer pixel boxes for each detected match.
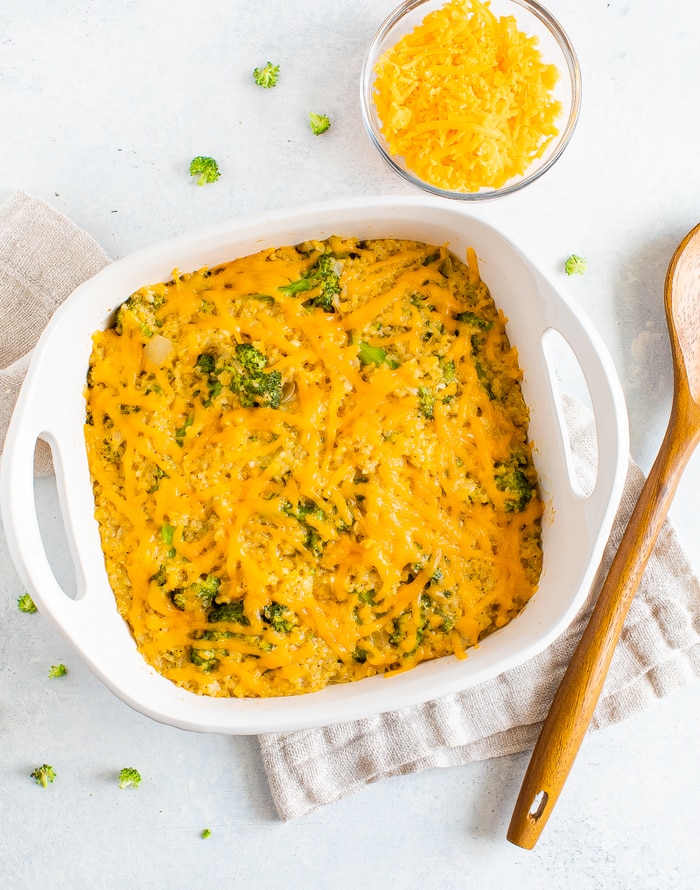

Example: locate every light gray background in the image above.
[2,1,700,887]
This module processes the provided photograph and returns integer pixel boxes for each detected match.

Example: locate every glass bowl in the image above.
[360,0,582,200]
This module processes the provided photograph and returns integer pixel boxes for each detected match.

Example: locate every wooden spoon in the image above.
[507,222,700,850]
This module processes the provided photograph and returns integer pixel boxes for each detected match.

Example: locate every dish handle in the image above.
[539,292,629,542]
[0,378,111,643]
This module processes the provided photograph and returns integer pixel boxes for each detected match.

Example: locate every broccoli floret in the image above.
[277,254,340,311]
[235,342,268,374]
[418,386,436,420]
[201,828,212,839]
[195,353,223,406]
[118,767,142,789]
[115,291,166,337]
[440,359,456,382]
[219,343,282,408]
[31,764,56,787]
[455,310,492,329]
[352,647,368,663]
[196,345,282,409]
[189,156,221,186]
[309,113,331,135]
[172,574,220,612]
[17,593,37,613]
[48,664,67,678]
[262,601,293,633]
[495,465,534,512]
[208,599,250,626]
[564,254,587,275]
[253,61,280,88]
[307,254,341,311]
[231,368,282,409]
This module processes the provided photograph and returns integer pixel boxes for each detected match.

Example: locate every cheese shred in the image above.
[372,0,562,192]
[84,237,543,698]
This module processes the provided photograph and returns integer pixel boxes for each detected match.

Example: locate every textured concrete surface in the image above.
[2,1,700,887]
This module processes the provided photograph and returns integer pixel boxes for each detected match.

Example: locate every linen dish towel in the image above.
[2,190,699,822]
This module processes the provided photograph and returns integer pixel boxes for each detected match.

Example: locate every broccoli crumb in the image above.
[189,156,221,186]
[309,113,331,135]
[31,764,56,787]
[564,254,587,275]
[253,62,280,88]
[118,767,142,789]
[48,664,67,678]
[17,593,37,613]
[201,828,212,839]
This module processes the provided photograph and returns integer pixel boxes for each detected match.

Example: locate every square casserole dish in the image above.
[0,196,628,734]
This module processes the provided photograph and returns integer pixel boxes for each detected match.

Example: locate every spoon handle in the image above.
[507,407,697,850]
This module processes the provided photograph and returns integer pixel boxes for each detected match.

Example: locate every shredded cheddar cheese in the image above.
[84,237,543,698]
[372,0,562,192]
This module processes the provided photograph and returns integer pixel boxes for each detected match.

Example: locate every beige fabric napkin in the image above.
[3,190,700,822]
[0,190,110,473]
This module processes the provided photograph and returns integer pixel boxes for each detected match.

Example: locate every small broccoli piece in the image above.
[201,828,212,839]
[352,647,368,663]
[48,664,67,678]
[418,386,436,420]
[174,414,193,446]
[118,767,142,789]
[495,466,534,512]
[189,156,221,186]
[189,647,220,671]
[474,360,496,401]
[17,593,37,613]
[253,61,280,88]
[195,353,216,375]
[31,764,56,787]
[195,353,224,406]
[281,500,327,556]
[309,113,331,135]
[455,310,492,329]
[357,341,399,368]
[208,599,250,626]
[564,254,587,275]
[356,589,376,605]
[440,359,456,382]
[277,278,315,297]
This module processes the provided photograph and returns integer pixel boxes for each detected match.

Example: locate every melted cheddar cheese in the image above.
[372,0,562,192]
[84,237,543,698]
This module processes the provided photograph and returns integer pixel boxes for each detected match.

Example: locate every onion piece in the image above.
[144,334,174,366]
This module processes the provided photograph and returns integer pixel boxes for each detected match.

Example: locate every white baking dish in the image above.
[0,196,628,734]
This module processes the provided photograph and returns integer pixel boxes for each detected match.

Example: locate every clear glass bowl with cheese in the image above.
[360,0,582,200]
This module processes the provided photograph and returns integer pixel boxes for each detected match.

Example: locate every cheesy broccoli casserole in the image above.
[84,237,543,698]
